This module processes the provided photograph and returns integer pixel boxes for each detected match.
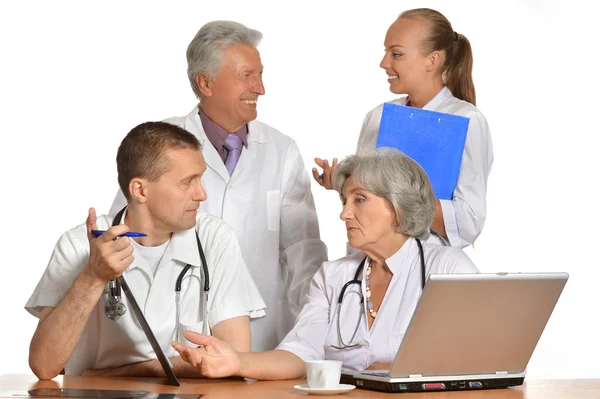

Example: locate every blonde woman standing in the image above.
[314,8,493,249]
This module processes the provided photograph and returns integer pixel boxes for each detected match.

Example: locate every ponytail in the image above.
[445,34,476,105]
[398,8,477,106]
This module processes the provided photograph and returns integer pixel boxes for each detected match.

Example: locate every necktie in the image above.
[223,134,243,176]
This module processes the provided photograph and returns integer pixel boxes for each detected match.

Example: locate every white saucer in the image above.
[293,384,356,395]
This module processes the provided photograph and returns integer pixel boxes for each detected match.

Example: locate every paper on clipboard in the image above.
[376,103,470,200]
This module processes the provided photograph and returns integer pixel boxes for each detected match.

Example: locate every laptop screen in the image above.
[389,272,568,377]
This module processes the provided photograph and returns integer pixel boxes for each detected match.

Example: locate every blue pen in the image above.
[91,230,147,238]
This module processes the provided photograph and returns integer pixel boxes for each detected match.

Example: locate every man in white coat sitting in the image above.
[27,122,266,379]
[110,21,328,352]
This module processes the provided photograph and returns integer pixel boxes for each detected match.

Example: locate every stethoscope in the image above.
[104,207,211,336]
[331,238,426,350]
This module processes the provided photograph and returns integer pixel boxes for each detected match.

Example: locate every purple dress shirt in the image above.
[198,108,248,163]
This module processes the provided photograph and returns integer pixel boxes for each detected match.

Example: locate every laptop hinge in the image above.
[495,370,509,376]
[408,374,423,378]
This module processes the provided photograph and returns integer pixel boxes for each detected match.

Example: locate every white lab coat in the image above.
[111,107,328,351]
[276,237,478,370]
[25,211,266,375]
[357,87,493,248]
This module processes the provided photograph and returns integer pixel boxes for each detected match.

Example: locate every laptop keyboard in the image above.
[362,372,390,377]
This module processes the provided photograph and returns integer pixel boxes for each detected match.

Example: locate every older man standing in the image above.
[111,21,327,351]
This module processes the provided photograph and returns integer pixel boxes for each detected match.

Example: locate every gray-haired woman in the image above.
[172,149,478,379]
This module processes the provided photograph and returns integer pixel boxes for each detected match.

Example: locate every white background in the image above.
[1,0,598,378]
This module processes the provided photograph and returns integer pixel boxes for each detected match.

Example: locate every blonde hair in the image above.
[399,8,476,105]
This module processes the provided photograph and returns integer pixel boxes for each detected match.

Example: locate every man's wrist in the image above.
[74,268,109,301]
[112,359,163,377]
[150,359,165,377]
[80,266,110,290]
[236,352,247,378]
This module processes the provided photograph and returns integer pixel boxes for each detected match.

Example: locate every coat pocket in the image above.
[266,190,281,231]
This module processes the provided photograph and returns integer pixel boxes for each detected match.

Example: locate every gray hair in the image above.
[332,149,436,240]
[186,21,263,98]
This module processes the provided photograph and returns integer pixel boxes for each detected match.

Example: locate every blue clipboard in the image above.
[376,103,470,200]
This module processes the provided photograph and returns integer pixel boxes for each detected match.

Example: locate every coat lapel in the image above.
[183,108,230,182]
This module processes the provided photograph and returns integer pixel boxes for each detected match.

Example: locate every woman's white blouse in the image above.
[356,87,494,248]
[276,237,478,371]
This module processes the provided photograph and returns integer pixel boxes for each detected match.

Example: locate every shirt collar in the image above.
[164,226,202,268]
[116,209,202,271]
[422,86,452,111]
[198,107,248,149]
[383,237,419,275]
[184,106,268,145]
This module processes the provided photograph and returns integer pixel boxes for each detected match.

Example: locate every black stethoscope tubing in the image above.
[107,206,209,320]
[331,238,426,349]
[337,238,426,306]
[174,231,210,293]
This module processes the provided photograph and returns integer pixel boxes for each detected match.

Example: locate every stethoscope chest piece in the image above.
[105,296,127,321]
[105,277,127,321]
[104,206,210,328]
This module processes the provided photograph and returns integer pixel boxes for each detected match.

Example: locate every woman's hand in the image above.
[312,158,338,190]
[172,331,241,378]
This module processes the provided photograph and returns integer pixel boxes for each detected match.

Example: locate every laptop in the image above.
[340,272,568,393]
[119,276,180,386]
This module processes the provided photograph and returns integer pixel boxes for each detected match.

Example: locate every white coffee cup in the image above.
[305,360,343,388]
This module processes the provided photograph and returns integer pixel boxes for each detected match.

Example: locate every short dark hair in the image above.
[117,122,201,200]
